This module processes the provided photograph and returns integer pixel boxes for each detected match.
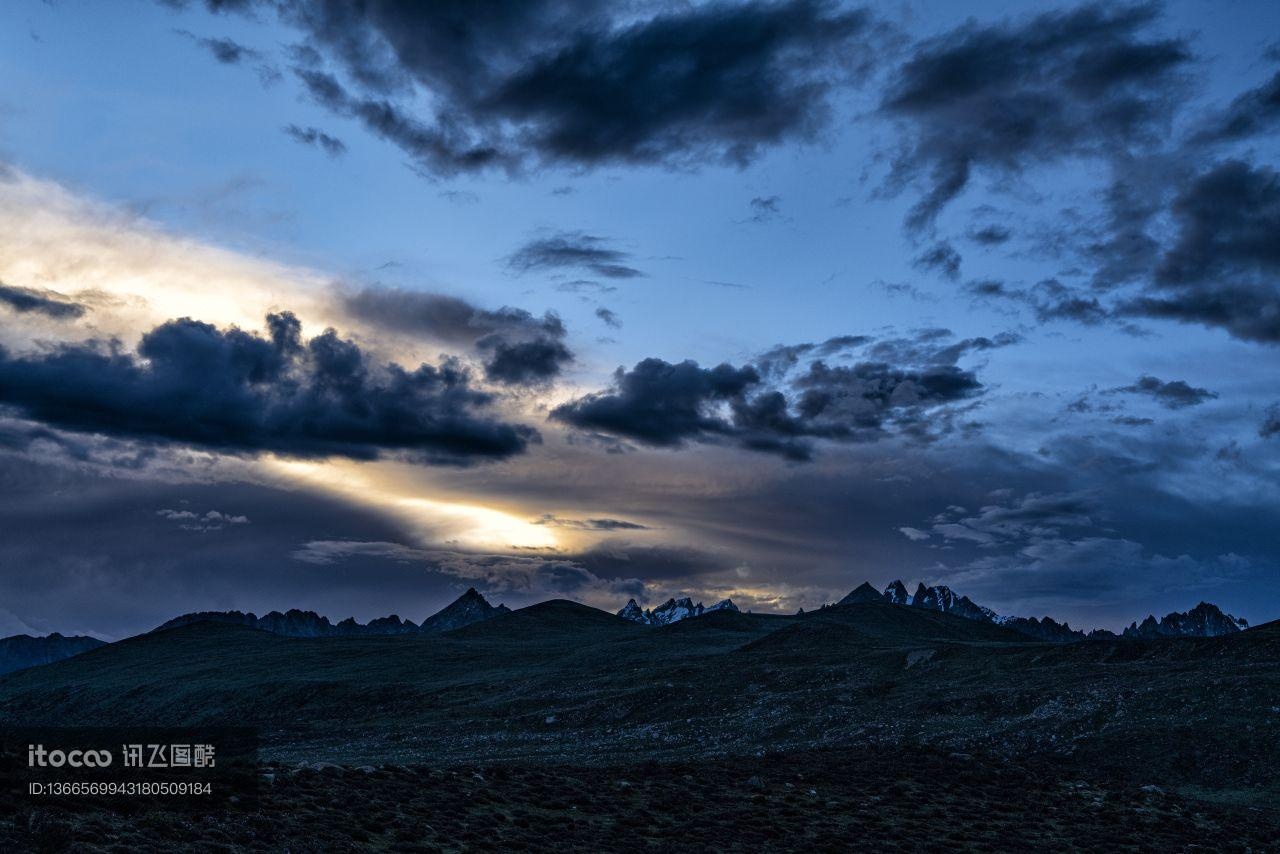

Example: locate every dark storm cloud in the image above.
[882,2,1191,231]
[1121,160,1280,343]
[282,124,347,156]
[342,287,573,384]
[553,359,760,448]
[1109,375,1216,409]
[0,283,86,320]
[178,0,878,175]
[343,287,565,346]
[482,1,873,169]
[1193,70,1280,144]
[552,331,988,461]
[788,359,982,435]
[0,312,535,464]
[477,335,573,386]
[912,241,961,280]
[507,232,643,280]
[1155,161,1280,287]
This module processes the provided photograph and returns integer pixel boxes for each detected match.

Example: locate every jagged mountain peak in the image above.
[838,582,885,605]
[617,599,647,623]
[421,588,511,634]
[874,579,1245,644]
[883,580,911,605]
[150,588,510,639]
[614,595,739,626]
[1123,602,1246,639]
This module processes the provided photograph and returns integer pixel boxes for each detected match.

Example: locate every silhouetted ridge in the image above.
[0,633,106,676]
[420,587,511,634]
[1123,602,1246,638]
[837,582,883,605]
[818,580,1246,643]
[616,596,739,626]
[448,599,639,639]
[152,588,510,638]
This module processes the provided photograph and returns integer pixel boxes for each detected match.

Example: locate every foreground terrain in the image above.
[0,600,1276,850]
[4,748,1278,852]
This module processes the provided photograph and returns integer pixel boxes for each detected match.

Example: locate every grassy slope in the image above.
[0,603,1275,802]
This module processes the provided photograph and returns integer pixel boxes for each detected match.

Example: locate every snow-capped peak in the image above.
[613,596,739,626]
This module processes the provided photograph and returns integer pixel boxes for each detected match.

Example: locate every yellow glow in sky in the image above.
[266,458,559,552]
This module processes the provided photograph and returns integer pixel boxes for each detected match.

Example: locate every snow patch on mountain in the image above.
[616,597,740,626]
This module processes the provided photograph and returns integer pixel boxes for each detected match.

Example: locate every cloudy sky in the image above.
[1,0,1278,639]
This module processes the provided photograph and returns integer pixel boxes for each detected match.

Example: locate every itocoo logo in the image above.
[28,744,113,768]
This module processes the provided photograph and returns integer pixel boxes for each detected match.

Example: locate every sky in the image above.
[1,0,1279,639]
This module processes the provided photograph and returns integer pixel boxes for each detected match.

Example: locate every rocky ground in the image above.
[3,747,1277,852]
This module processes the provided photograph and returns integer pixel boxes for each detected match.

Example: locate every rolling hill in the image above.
[0,599,1274,796]
[1,599,1277,850]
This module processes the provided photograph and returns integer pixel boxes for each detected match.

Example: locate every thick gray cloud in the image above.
[343,288,564,345]
[554,358,761,448]
[342,287,573,383]
[1120,160,1280,343]
[0,312,536,464]
[171,0,878,175]
[883,2,1190,231]
[552,329,995,461]
[477,335,572,386]
[1194,70,1280,144]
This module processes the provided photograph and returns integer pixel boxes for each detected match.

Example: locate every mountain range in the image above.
[1,580,1275,849]
[835,580,1247,643]
[151,586,510,638]
[1,594,1275,789]
[0,580,1252,676]
[616,596,739,626]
